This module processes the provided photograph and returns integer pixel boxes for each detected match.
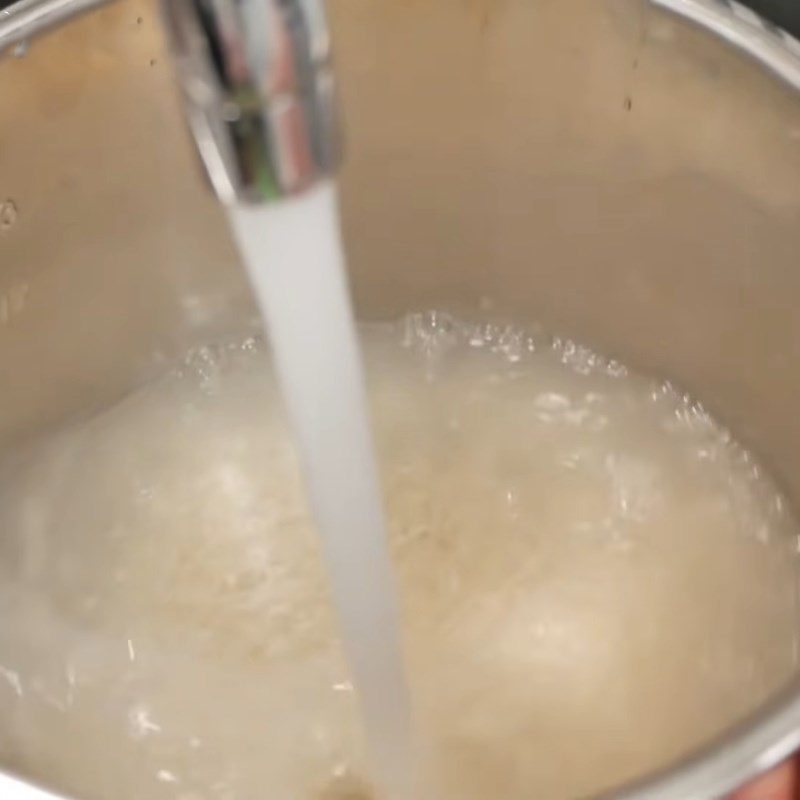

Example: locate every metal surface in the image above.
[0,0,341,202]
[2,0,800,798]
[0,0,108,55]
[0,0,791,207]
[600,682,800,799]
[654,0,800,90]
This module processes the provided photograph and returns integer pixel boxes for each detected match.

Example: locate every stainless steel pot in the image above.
[2,0,800,798]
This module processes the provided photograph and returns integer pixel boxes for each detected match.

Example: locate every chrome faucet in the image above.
[0,0,340,204]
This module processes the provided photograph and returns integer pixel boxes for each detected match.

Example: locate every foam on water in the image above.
[0,306,798,799]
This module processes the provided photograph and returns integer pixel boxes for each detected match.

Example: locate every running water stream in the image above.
[227,182,414,800]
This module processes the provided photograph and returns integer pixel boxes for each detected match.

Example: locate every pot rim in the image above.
[1,1,800,799]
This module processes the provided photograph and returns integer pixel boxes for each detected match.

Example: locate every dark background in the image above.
[745,0,800,37]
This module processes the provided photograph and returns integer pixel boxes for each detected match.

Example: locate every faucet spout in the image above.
[162,0,341,204]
